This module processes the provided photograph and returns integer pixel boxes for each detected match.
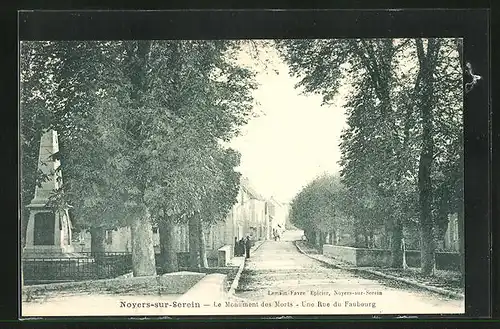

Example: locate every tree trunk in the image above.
[199,220,209,268]
[309,230,316,247]
[188,214,200,270]
[130,210,157,277]
[416,38,440,276]
[318,231,325,252]
[418,122,435,275]
[420,220,435,275]
[90,226,106,264]
[381,225,390,249]
[434,190,450,251]
[158,219,178,273]
[354,225,362,248]
[391,217,404,268]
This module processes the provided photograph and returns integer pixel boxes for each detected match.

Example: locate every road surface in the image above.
[233,230,464,315]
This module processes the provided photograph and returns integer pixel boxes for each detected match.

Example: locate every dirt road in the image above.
[234,230,464,315]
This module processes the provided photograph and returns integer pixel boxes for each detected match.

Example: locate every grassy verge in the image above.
[296,240,463,295]
[23,276,179,303]
[371,267,463,295]
[295,240,321,254]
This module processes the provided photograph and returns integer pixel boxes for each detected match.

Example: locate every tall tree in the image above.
[289,174,348,248]
[20,40,257,276]
[278,39,411,266]
[20,41,130,252]
[414,38,442,275]
[278,38,463,275]
[138,40,256,271]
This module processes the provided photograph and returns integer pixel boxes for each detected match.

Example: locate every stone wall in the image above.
[323,245,358,264]
[356,248,392,267]
[217,245,233,267]
[404,250,461,271]
[323,245,461,270]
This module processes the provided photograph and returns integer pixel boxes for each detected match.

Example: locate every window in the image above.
[152,226,158,234]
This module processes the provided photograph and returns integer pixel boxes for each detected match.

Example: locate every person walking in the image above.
[245,236,252,259]
[238,238,245,256]
[234,237,239,256]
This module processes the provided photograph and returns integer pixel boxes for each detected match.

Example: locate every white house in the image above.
[267,197,287,238]
[226,176,269,242]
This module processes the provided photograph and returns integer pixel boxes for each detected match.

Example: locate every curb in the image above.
[293,240,464,300]
[228,257,246,296]
[252,240,266,253]
[227,240,266,296]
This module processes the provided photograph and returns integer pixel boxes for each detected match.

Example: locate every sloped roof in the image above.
[269,196,284,207]
[241,176,265,201]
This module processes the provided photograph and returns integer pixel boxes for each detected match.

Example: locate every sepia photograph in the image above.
[20,37,466,317]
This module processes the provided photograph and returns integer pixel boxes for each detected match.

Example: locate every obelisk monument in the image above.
[23,129,75,258]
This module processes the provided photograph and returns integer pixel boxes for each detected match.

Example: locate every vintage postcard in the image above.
[20,36,466,317]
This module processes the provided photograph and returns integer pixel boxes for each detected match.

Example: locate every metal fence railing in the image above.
[22,252,132,285]
[23,251,224,285]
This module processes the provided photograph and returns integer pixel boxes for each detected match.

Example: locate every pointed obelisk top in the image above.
[28,129,63,208]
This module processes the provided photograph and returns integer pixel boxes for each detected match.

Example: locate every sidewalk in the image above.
[294,240,464,300]
[227,239,266,295]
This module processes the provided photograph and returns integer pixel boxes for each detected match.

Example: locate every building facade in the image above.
[267,197,287,239]
[74,176,272,259]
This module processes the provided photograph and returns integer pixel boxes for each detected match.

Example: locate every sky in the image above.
[228,43,349,203]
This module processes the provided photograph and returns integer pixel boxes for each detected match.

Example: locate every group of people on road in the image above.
[234,236,252,259]
[273,228,281,241]
[233,229,285,259]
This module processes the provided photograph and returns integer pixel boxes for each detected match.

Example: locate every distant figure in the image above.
[273,229,280,241]
[234,237,239,256]
[238,238,245,257]
[245,236,252,258]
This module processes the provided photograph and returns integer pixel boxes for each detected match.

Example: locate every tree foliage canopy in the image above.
[279,38,463,267]
[21,40,257,234]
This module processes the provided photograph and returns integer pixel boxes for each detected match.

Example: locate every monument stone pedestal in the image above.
[23,206,76,258]
[22,129,81,259]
